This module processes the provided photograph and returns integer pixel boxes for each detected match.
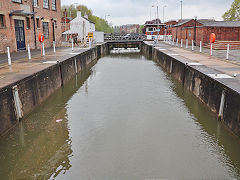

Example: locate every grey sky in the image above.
[61,0,234,25]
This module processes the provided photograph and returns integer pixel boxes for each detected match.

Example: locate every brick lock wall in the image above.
[0,0,61,54]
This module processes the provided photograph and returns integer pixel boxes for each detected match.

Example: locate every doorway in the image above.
[14,20,26,51]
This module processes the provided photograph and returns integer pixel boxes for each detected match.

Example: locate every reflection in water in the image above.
[0,62,95,179]
[0,54,239,179]
[171,77,240,176]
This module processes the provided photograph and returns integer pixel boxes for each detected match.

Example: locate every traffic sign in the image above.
[88,32,93,38]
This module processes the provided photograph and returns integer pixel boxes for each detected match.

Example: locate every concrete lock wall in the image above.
[0,43,108,135]
[141,42,240,137]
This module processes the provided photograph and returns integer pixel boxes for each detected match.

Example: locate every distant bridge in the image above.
[105,33,147,50]
[104,33,147,42]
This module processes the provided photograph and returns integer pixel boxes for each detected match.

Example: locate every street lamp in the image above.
[152,1,159,44]
[105,14,110,21]
[180,0,183,23]
[163,5,167,23]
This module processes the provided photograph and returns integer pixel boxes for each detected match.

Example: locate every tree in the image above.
[139,25,144,33]
[222,0,240,21]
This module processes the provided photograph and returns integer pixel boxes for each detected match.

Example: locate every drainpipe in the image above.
[194,16,197,46]
[32,0,37,49]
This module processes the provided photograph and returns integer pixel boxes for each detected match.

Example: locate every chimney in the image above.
[77,11,81,18]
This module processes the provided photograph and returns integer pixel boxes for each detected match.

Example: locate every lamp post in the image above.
[105,14,110,21]
[150,6,152,21]
[32,0,37,49]
[163,5,167,23]
[152,1,159,44]
[180,0,183,23]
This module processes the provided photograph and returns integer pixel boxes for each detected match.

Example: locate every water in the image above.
[0,53,240,179]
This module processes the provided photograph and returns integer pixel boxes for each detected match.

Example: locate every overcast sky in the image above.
[61,0,234,25]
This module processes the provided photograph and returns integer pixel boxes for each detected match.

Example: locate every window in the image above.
[33,0,38,7]
[42,22,49,39]
[43,0,49,8]
[0,15,5,28]
[26,17,30,29]
[52,0,56,10]
[12,0,22,3]
[36,18,40,29]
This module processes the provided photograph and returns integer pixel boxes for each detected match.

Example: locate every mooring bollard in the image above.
[210,43,213,56]
[72,38,74,51]
[74,58,77,73]
[89,39,92,48]
[226,44,230,60]
[186,39,188,48]
[200,41,202,53]
[7,47,11,66]
[27,44,31,60]
[181,39,183,48]
[192,40,194,51]
[42,43,45,56]
[53,41,56,53]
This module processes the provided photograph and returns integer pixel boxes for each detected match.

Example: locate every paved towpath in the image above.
[0,47,68,65]
[161,40,240,64]
[0,47,91,89]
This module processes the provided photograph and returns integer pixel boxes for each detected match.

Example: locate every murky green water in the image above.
[0,53,240,180]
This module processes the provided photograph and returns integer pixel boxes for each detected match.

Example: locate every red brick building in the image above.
[0,0,62,53]
[165,20,177,35]
[120,24,140,34]
[166,19,240,45]
[61,17,71,33]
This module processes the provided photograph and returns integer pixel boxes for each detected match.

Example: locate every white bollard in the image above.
[89,39,92,48]
[27,44,31,60]
[172,38,174,45]
[7,47,11,66]
[226,44,230,60]
[42,43,45,56]
[181,39,183,48]
[200,41,202,53]
[192,40,194,51]
[72,38,74,51]
[210,43,213,56]
[53,41,56,53]
[186,39,188,48]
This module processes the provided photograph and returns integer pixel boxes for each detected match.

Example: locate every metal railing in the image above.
[104,33,146,42]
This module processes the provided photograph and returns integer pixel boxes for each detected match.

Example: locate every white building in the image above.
[63,11,95,41]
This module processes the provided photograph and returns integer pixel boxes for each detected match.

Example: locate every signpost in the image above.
[88,32,93,39]
[88,32,93,48]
